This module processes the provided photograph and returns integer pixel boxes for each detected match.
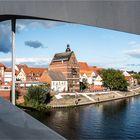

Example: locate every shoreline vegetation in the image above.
[17,87,140,111]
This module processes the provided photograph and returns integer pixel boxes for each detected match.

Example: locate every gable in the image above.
[68,52,78,65]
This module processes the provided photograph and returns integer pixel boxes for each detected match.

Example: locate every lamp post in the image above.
[11,18,16,105]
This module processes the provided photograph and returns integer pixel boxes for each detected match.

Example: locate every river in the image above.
[26,96,140,139]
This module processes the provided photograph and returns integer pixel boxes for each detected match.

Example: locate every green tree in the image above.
[80,78,88,91]
[24,84,51,107]
[100,69,129,91]
[133,73,140,85]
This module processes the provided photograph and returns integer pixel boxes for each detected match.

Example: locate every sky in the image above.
[0,19,140,72]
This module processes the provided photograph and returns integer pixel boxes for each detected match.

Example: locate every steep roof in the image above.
[48,71,66,81]
[78,62,103,77]
[51,51,73,63]
[78,62,90,71]
[16,64,28,70]
[23,67,48,77]
[89,67,103,75]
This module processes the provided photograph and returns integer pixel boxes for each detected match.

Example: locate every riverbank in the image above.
[47,87,140,108]
[18,87,140,110]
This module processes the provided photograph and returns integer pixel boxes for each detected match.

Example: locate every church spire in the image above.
[65,44,71,52]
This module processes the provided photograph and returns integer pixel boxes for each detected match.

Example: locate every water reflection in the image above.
[26,96,140,139]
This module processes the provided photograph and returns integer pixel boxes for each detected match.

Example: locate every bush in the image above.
[24,84,52,108]
[16,90,20,99]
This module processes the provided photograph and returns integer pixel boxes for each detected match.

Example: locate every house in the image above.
[22,67,47,82]
[122,71,136,86]
[0,63,6,84]
[4,68,19,83]
[79,62,103,86]
[16,68,26,81]
[49,45,80,92]
[15,64,47,82]
[40,70,68,92]
[79,62,94,84]
[93,75,103,86]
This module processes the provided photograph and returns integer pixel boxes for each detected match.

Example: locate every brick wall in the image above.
[0,89,11,101]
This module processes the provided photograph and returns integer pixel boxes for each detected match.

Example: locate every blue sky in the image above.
[0,19,140,72]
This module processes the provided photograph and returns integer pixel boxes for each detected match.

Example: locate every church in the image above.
[49,45,80,92]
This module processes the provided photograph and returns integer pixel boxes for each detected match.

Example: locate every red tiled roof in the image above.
[17,64,28,70]
[0,63,6,68]
[5,68,19,75]
[78,62,103,76]
[78,62,90,71]
[89,67,103,75]
[23,67,48,77]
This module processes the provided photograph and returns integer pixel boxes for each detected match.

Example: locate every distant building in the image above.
[16,68,26,81]
[40,70,68,92]
[49,45,80,92]
[4,68,18,83]
[21,67,47,81]
[122,71,137,86]
[79,62,103,86]
[0,63,6,84]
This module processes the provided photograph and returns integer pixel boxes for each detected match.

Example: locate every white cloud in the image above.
[0,57,51,67]
[125,48,140,58]
[125,41,140,58]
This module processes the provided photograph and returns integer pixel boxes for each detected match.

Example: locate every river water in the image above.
[26,96,140,139]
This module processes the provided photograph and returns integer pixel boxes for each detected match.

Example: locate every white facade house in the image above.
[16,68,26,81]
[48,71,68,92]
[4,68,18,83]
[80,73,93,84]
[4,70,12,83]
[93,75,103,86]
[51,81,68,92]
[80,72,103,85]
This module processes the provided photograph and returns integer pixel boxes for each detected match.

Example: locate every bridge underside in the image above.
[0,1,140,35]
